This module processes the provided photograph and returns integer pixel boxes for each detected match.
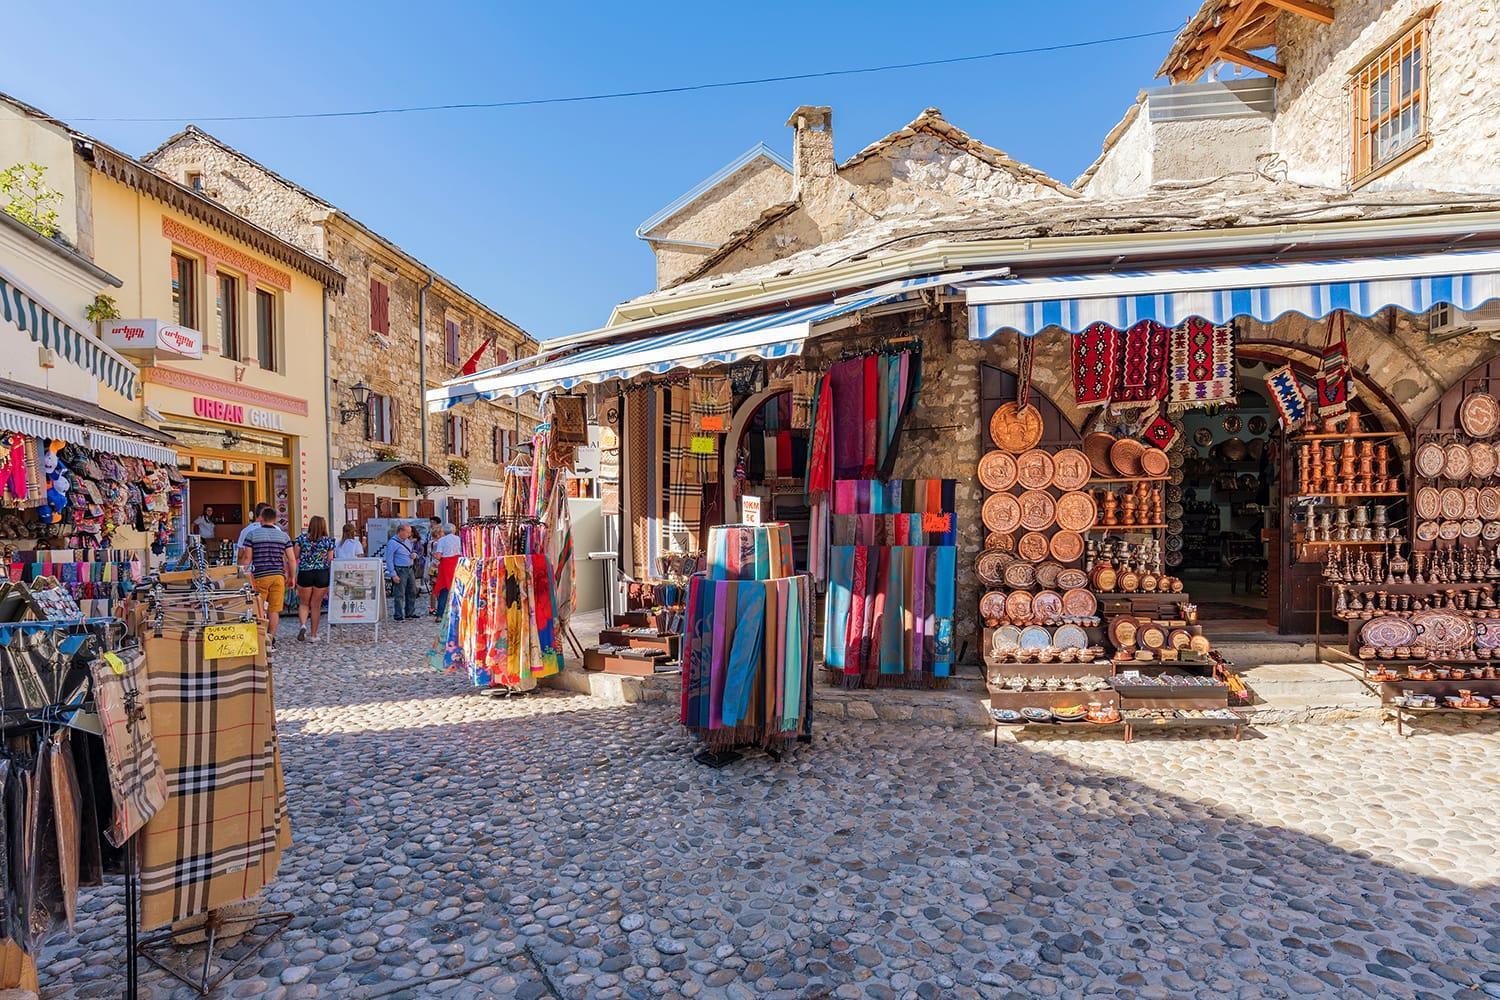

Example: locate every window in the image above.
[171,252,198,329]
[444,319,462,365]
[445,414,467,457]
[366,393,396,444]
[217,273,240,360]
[255,288,277,372]
[1351,15,1431,184]
[185,171,204,192]
[495,344,510,365]
[370,278,389,336]
[492,426,513,464]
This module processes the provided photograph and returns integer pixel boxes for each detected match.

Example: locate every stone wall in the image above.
[647,157,793,287]
[1275,0,1500,191]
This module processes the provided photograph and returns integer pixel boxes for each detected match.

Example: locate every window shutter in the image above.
[370,279,389,335]
[389,396,400,445]
[496,346,509,365]
[417,498,435,518]
[467,498,480,520]
[364,393,375,441]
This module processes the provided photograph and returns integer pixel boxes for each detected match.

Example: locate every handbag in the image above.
[1316,310,1350,421]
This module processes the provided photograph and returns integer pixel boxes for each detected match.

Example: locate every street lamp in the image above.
[339,380,372,424]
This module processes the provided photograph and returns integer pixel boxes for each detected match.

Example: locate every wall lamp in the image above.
[339,381,372,424]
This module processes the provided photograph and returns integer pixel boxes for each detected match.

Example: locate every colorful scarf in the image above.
[1114,319,1170,405]
[1072,322,1119,407]
[1169,317,1237,405]
[704,522,794,581]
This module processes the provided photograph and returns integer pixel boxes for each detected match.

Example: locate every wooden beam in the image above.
[1221,45,1288,78]
[1186,0,1270,81]
[1263,0,1335,23]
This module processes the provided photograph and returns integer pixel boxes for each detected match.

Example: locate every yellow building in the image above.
[0,92,345,548]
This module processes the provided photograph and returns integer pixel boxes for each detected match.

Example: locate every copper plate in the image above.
[1006,590,1034,624]
[1083,432,1117,477]
[1445,442,1472,480]
[1439,520,1462,540]
[1015,449,1056,491]
[1003,561,1037,589]
[1032,590,1064,621]
[1462,518,1483,538]
[1485,520,1500,541]
[1054,491,1098,532]
[1416,520,1439,541]
[1415,441,1447,479]
[1109,616,1139,648]
[1049,530,1085,564]
[1416,486,1442,520]
[1109,438,1145,477]
[1168,468,1185,485]
[1057,568,1089,590]
[1441,487,1466,520]
[976,550,1008,585]
[978,451,1019,492]
[984,531,1015,552]
[1139,447,1170,477]
[979,591,1007,622]
[1480,487,1500,520]
[1464,486,1482,519]
[982,493,1022,534]
[1051,449,1092,491]
[1017,530,1052,562]
[1168,448,1185,469]
[1034,561,1063,589]
[1061,588,1096,617]
[1470,441,1498,481]
[1018,490,1056,531]
[1459,391,1500,439]
[990,402,1044,453]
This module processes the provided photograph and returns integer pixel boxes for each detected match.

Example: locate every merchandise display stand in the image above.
[135,908,294,996]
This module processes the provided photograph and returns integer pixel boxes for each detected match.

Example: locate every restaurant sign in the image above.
[100,318,204,359]
[192,396,287,431]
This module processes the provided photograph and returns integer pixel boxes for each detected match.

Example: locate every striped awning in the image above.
[0,264,139,398]
[429,290,902,410]
[967,249,1500,338]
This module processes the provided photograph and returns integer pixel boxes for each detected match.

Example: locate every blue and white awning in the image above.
[429,290,903,410]
[967,249,1500,338]
[0,265,138,398]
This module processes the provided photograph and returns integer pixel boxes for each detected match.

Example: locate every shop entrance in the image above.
[161,420,297,559]
[727,388,811,572]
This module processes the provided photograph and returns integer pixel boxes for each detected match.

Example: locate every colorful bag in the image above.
[1316,310,1350,420]
[1267,364,1311,429]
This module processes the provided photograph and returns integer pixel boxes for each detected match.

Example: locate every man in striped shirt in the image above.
[239,505,295,646]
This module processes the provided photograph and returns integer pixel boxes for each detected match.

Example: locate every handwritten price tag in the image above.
[203,623,261,660]
[690,435,717,455]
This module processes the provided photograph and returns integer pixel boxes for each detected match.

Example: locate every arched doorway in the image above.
[723,387,811,572]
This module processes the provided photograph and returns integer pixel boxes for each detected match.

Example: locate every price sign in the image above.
[690,435,717,455]
[204,623,261,660]
[742,495,762,525]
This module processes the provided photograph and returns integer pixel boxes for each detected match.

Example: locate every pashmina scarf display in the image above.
[139,626,290,931]
[742,394,807,483]
[1072,322,1119,407]
[623,388,652,581]
[665,385,700,553]
[1169,318,1237,405]
[790,371,818,430]
[810,350,922,483]
[680,543,813,749]
[823,479,956,688]
[703,523,794,582]
[1114,320,1170,405]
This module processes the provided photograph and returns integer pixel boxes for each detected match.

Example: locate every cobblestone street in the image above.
[43,621,1500,999]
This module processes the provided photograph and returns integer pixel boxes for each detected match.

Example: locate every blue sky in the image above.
[9,1,1192,339]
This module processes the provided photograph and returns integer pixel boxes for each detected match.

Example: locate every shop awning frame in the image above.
[0,263,140,399]
[0,378,176,463]
[338,460,450,490]
[966,249,1500,338]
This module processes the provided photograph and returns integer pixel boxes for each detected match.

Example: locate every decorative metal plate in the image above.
[1003,560,1037,589]
[1017,530,1052,562]
[1018,490,1056,531]
[979,591,1007,622]
[1053,624,1088,650]
[1412,610,1475,650]
[1018,624,1051,649]
[1459,391,1500,439]
[982,493,1022,533]
[1360,616,1417,648]
[992,625,1022,650]
[1034,561,1063,589]
[1441,487,1466,520]
[1471,441,1497,481]
[1415,441,1447,479]
[1054,491,1098,532]
[1015,449,1056,491]
[990,402,1044,453]
[1464,487,1482,519]
[1007,591,1035,624]
[1049,530,1085,564]
[1445,442,1472,480]
[1056,568,1090,590]
[1486,520,1500,542]
[976,550,1009,585]
[1416,520,1439,541]
[1439,520,1463,540]
[1462,518,1483,538]
[1032,590,1064,621]
[1416,486,1442,520]
[978,451,1019,492]
[1109,438,1145,477]
[984,531,1016,552]
[1051,448,1093,491]
[1061,588,1096,618]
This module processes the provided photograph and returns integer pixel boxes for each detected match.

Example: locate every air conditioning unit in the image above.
[1429,302,1500,342]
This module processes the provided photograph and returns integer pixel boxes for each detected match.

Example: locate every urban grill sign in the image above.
[192,396,286,431]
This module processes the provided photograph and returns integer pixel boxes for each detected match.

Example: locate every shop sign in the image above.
[101,318,204,359]
[192,396,287,431]
[329,558,385,626]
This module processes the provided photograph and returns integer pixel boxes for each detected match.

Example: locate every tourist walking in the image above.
[335,522,364,560]
[239,504,294,646]
[293,515,336,642]
[431,522,462,617]
[385,523,420,621]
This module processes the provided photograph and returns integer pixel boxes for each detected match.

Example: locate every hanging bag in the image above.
[1316,310,1351,421]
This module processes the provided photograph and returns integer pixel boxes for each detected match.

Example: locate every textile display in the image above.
[811,350,922,482]
[1114,320,1170,405]
[4,549,145,619]
[665,385,701,553]
[87,646,167,847]
[741,394,807,483]
[703,523,795,582]
[823,478,956,687]
[1141,410,1180,451]
[1072,322,1119,407]
[1168,318,1237,405]
[138,626,290,931]
[550,395,588,445]
[790,371,819,430]
[690,375,731,433]
[1317,310,1350,420]
[1267,364,1311,428]
[624,387,651,580]
[546,476,575,628]
[806,376,834,497]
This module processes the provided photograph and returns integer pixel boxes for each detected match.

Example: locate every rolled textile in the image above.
[703,522,795,581]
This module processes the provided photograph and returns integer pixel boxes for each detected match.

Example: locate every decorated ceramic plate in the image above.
[1056,568,1089,590]
[1138,624,1168,650]
[1049,530,1085,564]
[1053,624,1088,650]
[1416,486,1442,520]
[1168,628,1191,650]
[1462,518,1483,538]
[1017,531,1052,563]
[1109,438,1146,477]
[985,531,1016,552]
[1415,441,1447,480]
[976,550,1009,585]
[978,450,1019,492]
[1003,560,1037,589]
[1471,441,1498,481]
[1439,520,1463,540]
[1032,590,1064,621]
[990,402,1045,453]
[1441,487,1466,520]
[1360,616,1418,648]
[1193,427,1214,448]
[1018,623,1051,649]
[1109,616,1140,648]
[1034,560,1063,589]
[1018,490,1057,531]
[1055,491,1098,532]
[1020,707,1052,722]
[1412,610,1475,650]
[979,591,1007,622]
[1486,520,1500,541]
[1416,520,1440,542]
[1459,391,1500,439]
[1445,442,1473,480]
[991,708,1024,724]
[1464,486,1482,519]
[992,625,1022,650]
[982,493,1023,534]
[1015,449,1056,491]
[1051,448,1093,491]
[1061,588,1096,618]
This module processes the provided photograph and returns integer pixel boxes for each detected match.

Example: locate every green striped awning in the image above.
[0,268,138,399]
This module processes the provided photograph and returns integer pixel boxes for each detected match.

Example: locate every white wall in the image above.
[0,225,109,402]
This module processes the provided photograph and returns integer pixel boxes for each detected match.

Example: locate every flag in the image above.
[460,334,496,376]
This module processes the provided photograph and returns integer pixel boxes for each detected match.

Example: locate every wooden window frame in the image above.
[255,287,278,372]
[444,318,462,366]
[446,414,467,457]
[1350,10,1434,187]
[171,251,200,331]
[366,392,397,444]
[217,271,241,361]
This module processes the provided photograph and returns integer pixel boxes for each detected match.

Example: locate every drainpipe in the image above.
[418,272,433,468]
[322,286,336,525]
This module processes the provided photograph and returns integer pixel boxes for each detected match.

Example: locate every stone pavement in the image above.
[40,618,1500,999]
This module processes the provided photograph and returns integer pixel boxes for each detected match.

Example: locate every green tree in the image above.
[0,162,62,237]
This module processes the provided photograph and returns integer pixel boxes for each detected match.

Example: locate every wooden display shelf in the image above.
[1123,714,1246,742]
[1297,539,1391,546]
[1295,431,1406,440]
[1088,524,1167,531]
[988,689,1119,711]
[583,647,676,676]
[598,628,680,659]
[1333,581,1494,594]
[1089,476,1170,484]
[992,720,1124,744]
[1294,492,1407,499]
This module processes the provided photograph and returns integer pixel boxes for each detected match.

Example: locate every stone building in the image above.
[143,127,539,530]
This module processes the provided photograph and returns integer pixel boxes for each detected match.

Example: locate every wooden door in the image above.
[1275,434,1328,634]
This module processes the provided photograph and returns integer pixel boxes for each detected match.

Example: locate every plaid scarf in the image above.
[691,375,731,433]
[89,647,167,848]
[665,386,700,554]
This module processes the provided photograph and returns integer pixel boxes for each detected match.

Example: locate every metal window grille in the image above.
[1351,16,1430,184]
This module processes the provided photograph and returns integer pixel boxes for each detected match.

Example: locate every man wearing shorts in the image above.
[239,504,295,646]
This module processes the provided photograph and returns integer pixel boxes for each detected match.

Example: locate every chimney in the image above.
[785,105,834,197]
